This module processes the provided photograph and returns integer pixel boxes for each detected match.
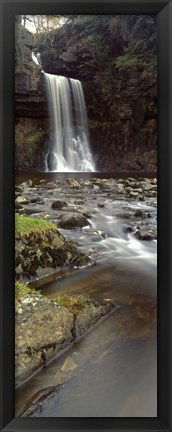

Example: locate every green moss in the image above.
[54,294,88,316]
[16,215,57,237]
[15,280,32,299]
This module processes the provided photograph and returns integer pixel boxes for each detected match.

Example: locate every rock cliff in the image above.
[15,16,157,173]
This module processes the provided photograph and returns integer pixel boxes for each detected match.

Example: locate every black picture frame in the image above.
[0,0,172,430]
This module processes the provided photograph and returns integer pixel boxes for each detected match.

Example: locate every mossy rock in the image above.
[15,215,57,238]
[15,281,31,299]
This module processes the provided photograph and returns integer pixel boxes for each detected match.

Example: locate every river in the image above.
[15,172,157,417]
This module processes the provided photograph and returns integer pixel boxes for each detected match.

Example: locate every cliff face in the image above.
[15,16,157,173]
[15,25,48,170]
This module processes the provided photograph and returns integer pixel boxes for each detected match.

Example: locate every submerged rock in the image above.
[61,357,78,372]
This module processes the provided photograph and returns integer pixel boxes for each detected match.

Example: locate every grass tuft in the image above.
[15,215,57,237]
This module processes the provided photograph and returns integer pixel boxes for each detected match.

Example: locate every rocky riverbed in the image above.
[15,174,157,415]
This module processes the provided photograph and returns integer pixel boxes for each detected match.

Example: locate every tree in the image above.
[21,15,33,28]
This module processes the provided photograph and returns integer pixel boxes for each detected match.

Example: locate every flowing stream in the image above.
[15,173,157,417]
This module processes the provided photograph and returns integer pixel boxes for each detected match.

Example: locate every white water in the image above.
[44,74,95,172]
[32,52,95,172]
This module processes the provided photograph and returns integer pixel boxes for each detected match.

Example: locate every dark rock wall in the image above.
[15,16,157,173]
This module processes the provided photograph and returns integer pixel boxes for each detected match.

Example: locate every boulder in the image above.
[15,196,29,205]
[52,200,67,210]
[135,227,157,240]
[58,212,90,229]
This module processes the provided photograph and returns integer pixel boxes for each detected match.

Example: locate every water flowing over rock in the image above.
[44,73,95,172]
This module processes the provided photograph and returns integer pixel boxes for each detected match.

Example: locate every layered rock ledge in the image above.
[15,286,116,387]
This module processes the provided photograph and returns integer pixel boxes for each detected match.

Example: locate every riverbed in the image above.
[15,173,157,417]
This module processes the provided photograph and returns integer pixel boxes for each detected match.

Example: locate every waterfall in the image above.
[44,73,95,172]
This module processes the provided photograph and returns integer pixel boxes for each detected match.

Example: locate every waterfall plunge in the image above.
[44,73,95,172]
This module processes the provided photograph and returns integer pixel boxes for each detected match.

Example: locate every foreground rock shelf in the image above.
[15,287,116,387]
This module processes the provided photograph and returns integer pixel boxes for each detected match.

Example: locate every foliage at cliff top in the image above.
[15,215,57,237]
[34,14,157,69]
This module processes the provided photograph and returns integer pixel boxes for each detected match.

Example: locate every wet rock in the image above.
[58,213,90,229]
[82,211,92,219]
[15,196,29,205]
[83,180,92,187]
[74,199,87,205]
[75,300,115,338]
[93,230,107,239]
[68,180,80,189]
[93,185,100,191]
[15,202,23,211]
[123,225,134,234]
[134,210,144,218]
[135,227,157,240]
[129,191,139,198]
[116,183,124,193]
[21,179,34,188]
[30,197,44,204]
[52,200,67,210]
[97,203,105,208]
[98,181,111,190]
[15,185,23,194]
[117,212,132,219]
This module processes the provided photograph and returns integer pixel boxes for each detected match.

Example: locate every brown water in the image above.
[15,173,157,417]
